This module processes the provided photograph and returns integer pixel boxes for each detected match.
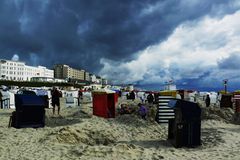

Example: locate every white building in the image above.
[126,84,134,91]
[164,84,177,91]
[96,76,102,84]
[31,77,67,83]
[0,59,54,81]
[102,78,108,85]
[37,66,54,78]
[90,74,97,83]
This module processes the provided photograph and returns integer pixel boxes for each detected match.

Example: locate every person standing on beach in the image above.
[205,95,210,107]
[118,90,122,97]
[147,93,154,104]
[0,90,2,109]
[78,89,83,106]
[130,91,135,101]
[126,93,129,100]
[140,96,144,103]
[51,87,61,115]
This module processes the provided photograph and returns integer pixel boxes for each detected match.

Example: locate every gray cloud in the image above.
[218,53,240,70]
[1,0,238,73]
[100,7,240,91]
[0,3,239,98]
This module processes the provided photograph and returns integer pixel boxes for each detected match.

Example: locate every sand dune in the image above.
[0,98,240,160]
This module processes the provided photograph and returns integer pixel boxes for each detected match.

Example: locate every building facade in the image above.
[84,72,90,81]
[89,74,106,84]
[164,84,177,91]
[54,64,67,79]
[31,77,67,83]
[54,64,85,80]
[0,59,54,81]
[90,74,97,83]
[102,78,108,85]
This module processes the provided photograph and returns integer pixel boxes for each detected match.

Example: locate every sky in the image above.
[1,0,240,91]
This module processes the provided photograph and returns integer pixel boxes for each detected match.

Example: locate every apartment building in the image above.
[54,64,68,79]
[54,64,85,80]
[84,71,90,81]
[0,59,54,81]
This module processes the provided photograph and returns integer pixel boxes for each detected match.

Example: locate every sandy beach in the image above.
[0,97,240,160]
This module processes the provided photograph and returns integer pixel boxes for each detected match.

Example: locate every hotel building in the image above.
[84,71,90,81]
[54,64,85,80]
[0,59,54,81]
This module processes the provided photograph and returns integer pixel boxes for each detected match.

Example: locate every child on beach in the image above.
[138,103,147,120]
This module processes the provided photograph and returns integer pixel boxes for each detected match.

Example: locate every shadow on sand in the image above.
[118,139,173,149]
[111,115,158,128]
[45,109,91,128]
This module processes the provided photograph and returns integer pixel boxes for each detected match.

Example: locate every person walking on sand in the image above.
[51,87,61,115]
[205,94,210,107]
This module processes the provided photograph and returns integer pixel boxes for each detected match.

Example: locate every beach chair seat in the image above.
[11,94,46,129]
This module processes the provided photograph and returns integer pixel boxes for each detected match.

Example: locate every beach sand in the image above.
[0,98,240,160]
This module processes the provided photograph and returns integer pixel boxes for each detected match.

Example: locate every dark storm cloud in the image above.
[218,53,240,70]
[0,0,238,72]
